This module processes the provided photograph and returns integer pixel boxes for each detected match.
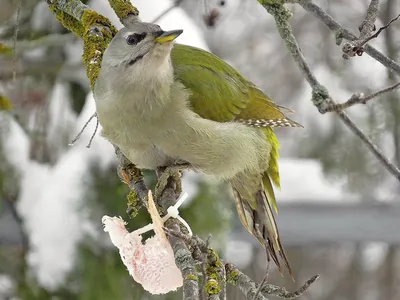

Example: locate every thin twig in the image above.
[263,2,400,182]
[360,13,400,48]
[253,252,271,300]
[225,262,318,300]
[341,0,380,58]
[325,81,400,111]
[260,275,320,299]
[86,117,99,148]
[152,0,184,23]
[69,112,97,146]
[295,0,400,76]
[343,7,400,58]
[12,0,22,81]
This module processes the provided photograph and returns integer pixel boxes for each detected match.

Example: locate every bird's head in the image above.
[102,22,183,70]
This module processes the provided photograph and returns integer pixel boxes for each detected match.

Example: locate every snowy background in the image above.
[1,0,400,299]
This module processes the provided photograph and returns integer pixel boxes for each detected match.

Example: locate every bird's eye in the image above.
[126,33,146,45]
[219,0,225,6]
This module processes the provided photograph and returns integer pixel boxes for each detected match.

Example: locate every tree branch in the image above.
[359,0,380,37]
[259,1,400,182]
[362,13,400,47]
[295,0,400,76]
[165,229,318,300]
[47,1,319,299]
[339,0,381,58]
[225,263,319,300]
[324,81,400,111]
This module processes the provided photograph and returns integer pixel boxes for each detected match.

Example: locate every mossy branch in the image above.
[47,1,317,299]
[108,0,139,26]
[47,0,117,88]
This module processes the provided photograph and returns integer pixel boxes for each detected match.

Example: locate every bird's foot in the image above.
[155,163,191,199]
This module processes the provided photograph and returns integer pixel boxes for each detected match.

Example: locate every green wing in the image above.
[170,43,297,125]
[170,44,301,197]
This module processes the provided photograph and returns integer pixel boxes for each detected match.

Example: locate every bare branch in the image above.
[225,262,319,300]
[86,117,99,148]
[69,112,97,146]
[341,0,381,58]
[260,275,320,299]
[295,0,400,76]
[261,1,400,182]
[359,0,380,36]
[361,13,400,48]
[325,81,400,111]
[343,9,400,58]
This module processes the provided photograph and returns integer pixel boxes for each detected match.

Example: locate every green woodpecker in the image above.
[94,22,301,277]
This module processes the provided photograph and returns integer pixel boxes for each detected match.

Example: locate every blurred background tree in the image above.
[1,0,400,299]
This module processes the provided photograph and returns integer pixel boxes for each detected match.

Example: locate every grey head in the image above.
[102,22,183,69]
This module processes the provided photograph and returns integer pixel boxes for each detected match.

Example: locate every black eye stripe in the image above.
[126,32,147,45]
[127,54,145,66]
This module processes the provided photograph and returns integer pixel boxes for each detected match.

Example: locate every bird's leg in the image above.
[155,163,191,200]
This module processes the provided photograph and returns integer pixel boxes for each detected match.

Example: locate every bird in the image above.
[93,21,302,278]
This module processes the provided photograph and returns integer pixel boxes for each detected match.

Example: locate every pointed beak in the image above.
[154,29,183,44]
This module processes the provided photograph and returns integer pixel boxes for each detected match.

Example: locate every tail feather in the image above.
[232,177,293,279]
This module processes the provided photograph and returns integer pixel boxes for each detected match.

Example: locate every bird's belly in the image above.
[96,90,270,177]
[98,108,180,169]
[119,144,174,169]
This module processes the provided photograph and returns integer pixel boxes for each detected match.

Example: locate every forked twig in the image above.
[86,117,99,148]
[324,81,400,111]
[69,112,97,146]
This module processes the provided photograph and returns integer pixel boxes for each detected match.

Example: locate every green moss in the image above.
[0,43,13,56]
[81,10,117,32]
[226,269,239,285]
[205,249,223,295]
[312,85,329,108]
[126,189,140,217]
[108,0,139,22]
[81,10,117,89]
[0,95,12,110]
[258,0,285,5]
[49,6,118,89]
[205,279,220,294]
[48,5,84,38]
[264,2,292,24]
[185,274,199,282]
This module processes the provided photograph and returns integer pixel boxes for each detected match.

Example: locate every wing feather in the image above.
[171,44,299,126]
